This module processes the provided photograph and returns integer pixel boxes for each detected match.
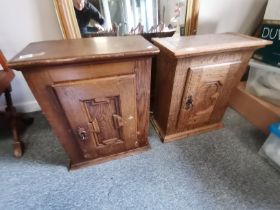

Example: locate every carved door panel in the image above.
[177,63,230,131]
[52,75,137,159]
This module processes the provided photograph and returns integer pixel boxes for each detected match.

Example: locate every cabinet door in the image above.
[177,63,230,130]
[52,75,137,159]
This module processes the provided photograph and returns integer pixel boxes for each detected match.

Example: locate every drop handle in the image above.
[78,127,88,142]
[185,96,193,110]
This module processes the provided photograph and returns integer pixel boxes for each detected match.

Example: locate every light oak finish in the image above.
[230,82,280,135]
[152,33,272,142]
[9,36,159,169]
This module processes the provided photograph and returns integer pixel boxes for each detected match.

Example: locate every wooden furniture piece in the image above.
[0,51,33,157]
[230,82,280,135]
[9,36,159,170]
[151,33,272,142]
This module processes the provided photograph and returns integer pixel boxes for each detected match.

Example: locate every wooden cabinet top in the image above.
[152,33,272,58]
[9,36,159,69]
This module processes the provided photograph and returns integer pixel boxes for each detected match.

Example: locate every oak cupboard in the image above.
[8,36,159,169]
[151,33,272,142]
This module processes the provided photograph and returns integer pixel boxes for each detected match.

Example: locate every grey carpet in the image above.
[0,108,280,210]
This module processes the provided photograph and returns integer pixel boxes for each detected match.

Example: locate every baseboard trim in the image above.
[0,100,41,113]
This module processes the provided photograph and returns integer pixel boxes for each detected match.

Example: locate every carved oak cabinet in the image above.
[9,36,159,169]
[151,33,271,142]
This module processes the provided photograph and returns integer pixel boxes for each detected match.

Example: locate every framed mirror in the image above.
[53,0,200,39]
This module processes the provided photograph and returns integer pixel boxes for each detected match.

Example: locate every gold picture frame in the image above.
[53,0,200,39]
[185,0,200,35]
[53,0,81,39]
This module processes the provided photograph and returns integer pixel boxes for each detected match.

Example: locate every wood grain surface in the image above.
[152,33,272,142]
[152,33,272,58]
[9,36,159,69]
[10,36,158,169]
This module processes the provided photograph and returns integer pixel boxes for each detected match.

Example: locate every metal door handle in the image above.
[185,96,193,110]
[78,127,88,142]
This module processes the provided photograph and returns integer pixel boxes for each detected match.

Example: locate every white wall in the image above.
[264,0,280,20]
[0,0,62,112]
[197,0,268,35]
[0,0,270,113]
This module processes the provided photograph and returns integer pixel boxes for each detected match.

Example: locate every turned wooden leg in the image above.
[4,88,24,158]
[11,117,23,158]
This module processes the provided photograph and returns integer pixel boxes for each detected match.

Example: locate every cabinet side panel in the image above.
[134,58,152,146]
[22,68,84,164]
[153,52,177,135]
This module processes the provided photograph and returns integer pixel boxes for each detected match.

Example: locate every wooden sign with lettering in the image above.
[254,23,280,67]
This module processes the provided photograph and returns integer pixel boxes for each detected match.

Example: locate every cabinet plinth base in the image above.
[151,117,223,143]
[69,144,150,170]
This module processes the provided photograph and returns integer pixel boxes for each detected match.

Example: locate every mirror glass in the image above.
[73,0,188,38]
